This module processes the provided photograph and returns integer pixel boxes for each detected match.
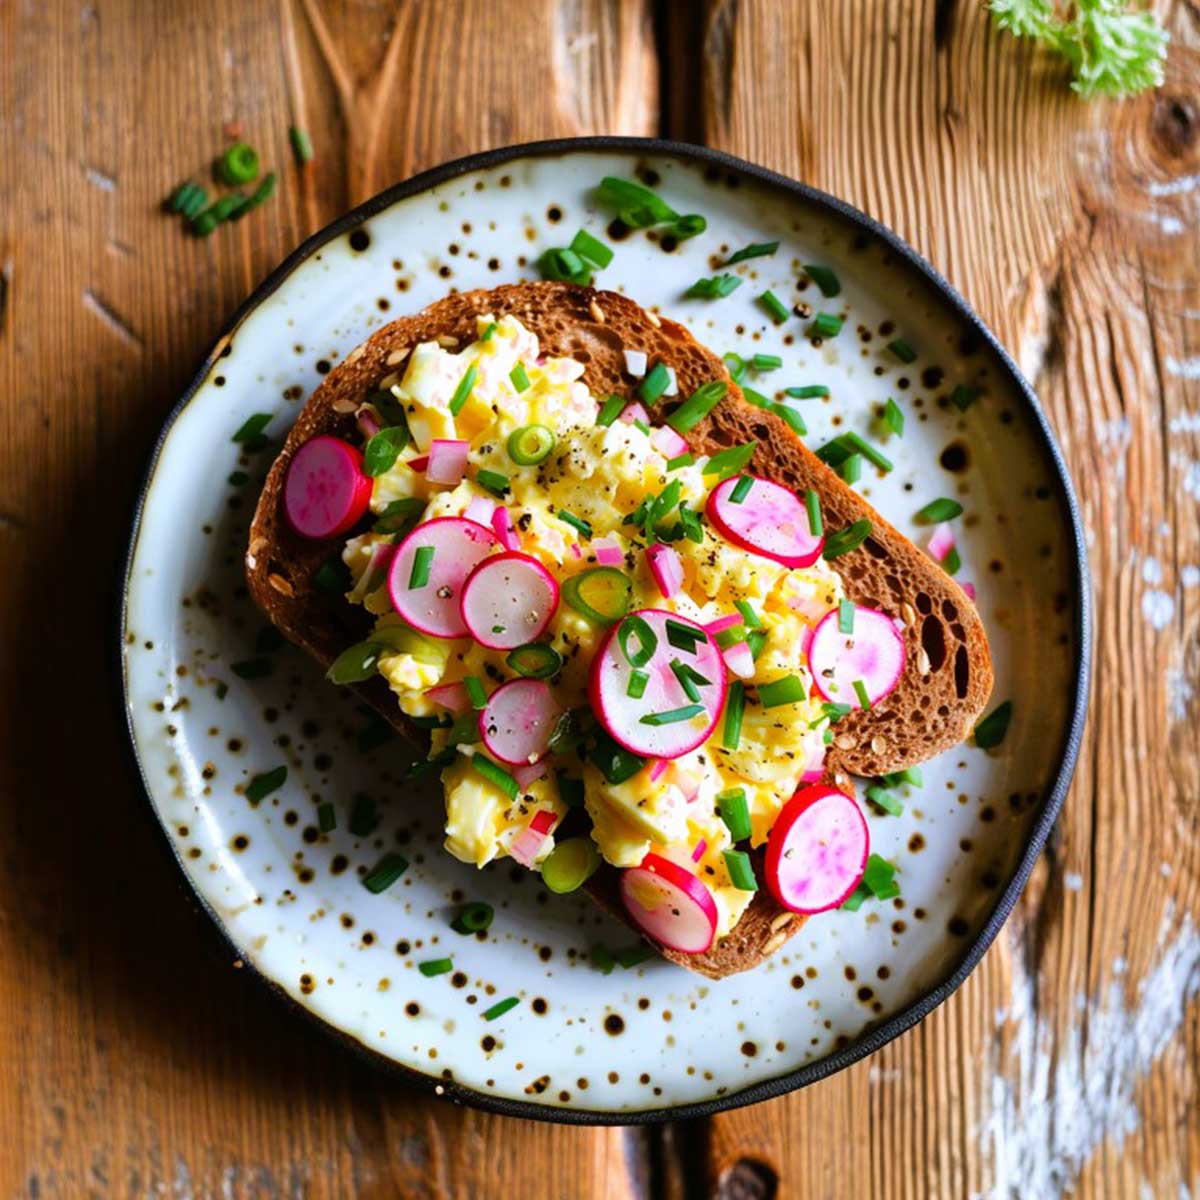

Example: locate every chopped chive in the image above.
[838,599,855,633]
[464,676,487,709]
[596,176,678,227]
[865,785,905,816]
[613,944,654,968]
[839,431,893,473]
[538,246,591,285]
[476,468,510,496]
[723,240,780,266]
[879,766,924,788]
[243,171,276,213]
[751,353,782,371]
[509,363,531,392]
[809,312,844,339]
[317,801,336,832]
[482,996,520,1021]
[943,545,963,575]
[216,142,259,185]
[741,386,771,407]
[883,397,905,436]
[862,853,900,900]
[245,765,287,804]
[821,701,852,724]
[771,404,807,436]
[666,452,694,471]
[722,681,745,750]
[717,788,752,841]
[408,545,434,589]
[557,510,592,539]
[449,363,478,416]
[759,290,790,323]
[723,351,748,383]
[730,475,755,504]
[640,361,671,404]
[452,901,495,935]
[591,943,616,974]
[702,441,756,480]
[627,669,649,699]
[669,213,707,241]
[852,679,872,709]
[633,419,651,435]
[289,125,313,165]
[840,453,862,484]
[974,700,1012,749]
[734,599,761,628]
[232,657,273,679]
[887,337,917,364]
[746,629,768,660]
[758,675,806,708]
[823,519,872,559]
[480,321,498,342]
[951,384,981,412]
[362,852,409,893]
[723,849,758,891]
[916,497,964,523]
[785,384,830,399]
[569,228,613,268]
[314,554,352,594]
[669,659,711,703]
[349,792,380,837]
[419,957,453,977]
[804,264,841,297]
[714,624,747,650]
[841,885,869,911]
[668,380,728,434]
[685,274,742,300]
[619,615,658,668]
[596,394,625,426]
[471,755,519,800]
[805,489,823,536]
[665,618,704,652]
[232,412,272,444]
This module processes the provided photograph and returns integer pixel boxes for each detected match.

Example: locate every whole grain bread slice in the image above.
[246,281,992,979]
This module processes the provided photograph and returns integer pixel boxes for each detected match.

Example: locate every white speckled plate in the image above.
[120,139,1089,1122]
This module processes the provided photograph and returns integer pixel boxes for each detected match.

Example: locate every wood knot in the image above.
[717,1158,779,1200]
[1150,92,1198,160]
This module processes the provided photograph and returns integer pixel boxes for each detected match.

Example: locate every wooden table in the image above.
[1,2,1197,1196]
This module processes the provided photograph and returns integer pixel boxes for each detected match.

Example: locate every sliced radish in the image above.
[479,678,562,765]
[283,435,373,539]
[706,475,823,568]
[589,609,726,759]
[356,408,381,439]
[387,517,497,639]
[510,807,558,867]
[927,522,955,563]
[800,741,827,783]
[460,552,559,650]
[962,581,977,602]
[464,495,497,527]
[620,853,718,954]
[426,439,469,485]
[648,758,669,783]
[665,762,702,803]
[764,785,868,914]
[618,401,651,426]
[808,604,905,708]
[706,613,743,636]
[513,760,548,791]
[593,537,624,566]
[722,640,755,679]
[491,505,521,551]
[425,681,471,715]
[691,839,707,863]
[645,543,684,600]
[650,425,689,460]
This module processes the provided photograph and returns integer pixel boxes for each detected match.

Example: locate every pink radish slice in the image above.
[513,760,548,791]
[706,613,743,636]
[620,853,718,954]
[722,640,755,679]
[407,454,430,473]
[464,496,497,527]
[387,517,498,638]
[491,505,521,551]
[283,435,373,539]
[356,409,381,439]
[619,401,651,425]
[589,609,727,759]
[460,552,559,651]
[961,581,977,602]
[648,758,669,783]
[691,839,707,863]
[593,537,623,566]
[666,762,702,803]
[425,681,471,715]
[510,808,558,867]
[645,543,683,599]
[426,439,469,485]
[800,742,826,783]
[927,522,955,562]
[706,475,824,568]
[765,785,868,914]
[478,678,562,766]
[650,425,689,460]
[808,604,906,708]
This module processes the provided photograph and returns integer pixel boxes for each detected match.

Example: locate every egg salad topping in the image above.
[337,315,844,940]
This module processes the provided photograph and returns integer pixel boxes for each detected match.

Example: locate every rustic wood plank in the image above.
[700,1,1200,1197]
[0,1,656,1196]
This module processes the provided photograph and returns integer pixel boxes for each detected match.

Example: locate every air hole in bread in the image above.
[885,573,903,596]
[951,622,966,642]
[937,704,950,717]
[942,598,958,621]
[752,424,771,440]
[863,537,888,560]
[916,591,933,615]
[921,615,947,672]
[846,565,867,582]
[954,644,970,699]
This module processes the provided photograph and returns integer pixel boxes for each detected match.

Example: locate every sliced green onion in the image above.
[823,519,872,559]
[538,246,591,285]
[943,545,963,575]
[619,614,658,668]
[463,676,487,710]
[191,211,219,237]
[245,765,287,805]
[670,658,711,703]
[613,944,654,968]
[714,624,747,650]
[507,423,554,465]
[838,599,856,634]
[730,475,754,504]
[815,437,851,468]
[480,321,498,342]
[702,441,756,480]
[562,567,631,624]
[317,801,336,832]
[887,337,917,364]
[509,363,531,393]
[667,380,728,433]
[746,629,768,660]
[865,785,904,816]
[243,171,277,212]
[476,468,510,496]
[717,788,752,841]
[723,352,748,382]
[363,426,409,477]
[596,394,625,426]
[419,957,453,977]
[325,641,382,684]
[741,386,770,408]
[218,142,260,185]
[448,363,478,417]
[841,885,869,912]
[879,766,924,788]
[840,452,863,484]
[669,213,707,240]
[862,853,900,900]
[839,431,893,473]
[759,290,790,323]
[666,452,694,471]
[233,412,272,444]
[805,490,823,536]
[951,384,981,412]
[883,397,905,436]
[809,312,844,339]
[974,700,1012,749]
[482,996,520,1021]
[771,404,808,436]
[804,264,841,297]
[591,943,616,975]
[916,497,964,523]
[288,125,313,164]
[408,545,434,589]
[685,274,742,300]
[633,419,651,435]
[723,849,758,892]
[452,901,494,934]
[349,792,380,837]
[723,681,745,750]
[590,728,645,784]
[362,852,409,893]
[471,755,519,800]
[640,704,704,726]
[627,669,649,699]
[665,618,704,652]
[506,642,562,679]
[734,599,762,628]
[751,353,782,371]
[758,675,806,708]
[852,679,872,709]
[569,228,614,268]
[723,240,779,266]
[596,176,678,226]
[785,384,830,399]
[640,361,671,404]
[542,837,601,894]
[557,510,592,540]
[821,701,852,724]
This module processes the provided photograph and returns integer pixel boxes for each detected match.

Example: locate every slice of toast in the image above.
[246,281,992,979]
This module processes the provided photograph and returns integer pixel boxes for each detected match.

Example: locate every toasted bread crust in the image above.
[247,282,992,978]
